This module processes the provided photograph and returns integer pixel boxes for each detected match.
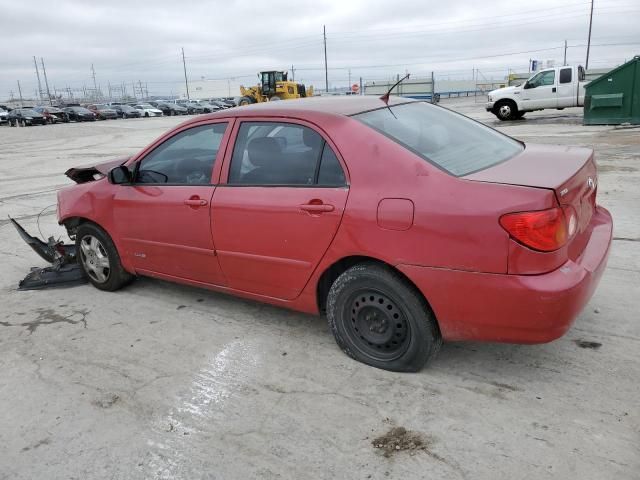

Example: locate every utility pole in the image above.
[132,81,137,100]
[40,58,53,105]
[33,56,43,101]
[17,80,24,106]
[563,40,568,66]
[181,47,190,100]
[348,68,351,89]
[585,0,594,69]
[291,65,295,81]
[431,71,435,104]
[323,25,328,93]
[359,77,363,96]
[139,80,144,100]
[91,64,98,100]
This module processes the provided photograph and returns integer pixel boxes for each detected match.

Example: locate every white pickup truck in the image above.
[486,65,588,120]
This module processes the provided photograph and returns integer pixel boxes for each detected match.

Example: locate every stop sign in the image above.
[351,83,359,93]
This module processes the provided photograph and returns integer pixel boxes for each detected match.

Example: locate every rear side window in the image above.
[559,68,572,84]
[354,102,523,176]
[228,122,346,186]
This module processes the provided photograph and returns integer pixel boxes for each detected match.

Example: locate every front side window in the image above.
[529,70,556,88]
[228,122,345,186]
[354,102,523,177]
[136,123,227,184]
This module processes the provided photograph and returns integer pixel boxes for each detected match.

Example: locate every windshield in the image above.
[19,109,39,115]
[354,102,523,176]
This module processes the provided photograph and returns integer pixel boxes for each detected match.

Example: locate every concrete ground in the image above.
[0,100,638,480]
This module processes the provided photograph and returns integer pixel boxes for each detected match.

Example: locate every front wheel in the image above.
[494,100,518,121]
[76,223,134,291]
[238,96,252,106]
[327,263,442,372]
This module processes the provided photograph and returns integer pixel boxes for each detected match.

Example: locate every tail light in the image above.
[499,207,575,252]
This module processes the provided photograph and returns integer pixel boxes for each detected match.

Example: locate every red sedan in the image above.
[57,97,612,371]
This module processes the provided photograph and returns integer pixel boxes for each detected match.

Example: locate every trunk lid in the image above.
[465,143,598,259]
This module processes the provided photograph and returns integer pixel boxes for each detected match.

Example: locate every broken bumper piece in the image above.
[10,217,87,290]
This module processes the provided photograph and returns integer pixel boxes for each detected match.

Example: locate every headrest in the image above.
[302,127,321,148]
[248,137,282,167]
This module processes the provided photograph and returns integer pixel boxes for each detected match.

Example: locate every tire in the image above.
[326,262,442,372]
[76,223,134,292]
[145,112,149,117]
[494,100,518,121]
[238,96,252,106]
[269,96,281,101]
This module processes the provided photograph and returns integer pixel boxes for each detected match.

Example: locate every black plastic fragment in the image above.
[19,263,87,290]
[9,216,87,290]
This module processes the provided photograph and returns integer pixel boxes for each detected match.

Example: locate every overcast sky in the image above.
[1,0,638,100]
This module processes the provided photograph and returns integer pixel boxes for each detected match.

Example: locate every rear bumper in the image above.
[398,206,613,344]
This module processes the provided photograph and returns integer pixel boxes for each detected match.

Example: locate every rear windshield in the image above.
[354,102,523,176]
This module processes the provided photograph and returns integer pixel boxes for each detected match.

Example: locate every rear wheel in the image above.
[327,263,441,372]
[238,96,252,106]
[494,100,518,121]
[76,223,134,292]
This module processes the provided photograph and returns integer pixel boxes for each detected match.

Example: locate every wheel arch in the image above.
[62,216,135,275]
[315,255,437,322]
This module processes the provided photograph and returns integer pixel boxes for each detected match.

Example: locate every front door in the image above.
[521,69,558,110]
[113,121,230,285]
[212,120,349,300]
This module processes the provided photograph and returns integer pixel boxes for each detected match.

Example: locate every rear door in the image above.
[556,67,576,108]
[521,69,558,109]
[113,121,232,285]
[212,119,349,300]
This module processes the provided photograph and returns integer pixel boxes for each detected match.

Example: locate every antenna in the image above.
[380,74,410,104]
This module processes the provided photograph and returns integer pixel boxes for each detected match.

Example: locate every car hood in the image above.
[489,85,520,96]
[65,156,130,184]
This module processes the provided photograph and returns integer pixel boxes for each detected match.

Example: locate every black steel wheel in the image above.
[327,262,441,372]
[343,290,410,360]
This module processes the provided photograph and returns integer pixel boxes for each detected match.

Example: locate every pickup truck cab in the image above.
[487,65,587,120]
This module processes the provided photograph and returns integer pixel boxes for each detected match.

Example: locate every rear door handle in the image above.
[552,87,557,92]
[184,197,208,207]
[300,203,334,213]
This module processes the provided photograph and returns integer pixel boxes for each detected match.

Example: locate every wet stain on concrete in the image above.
[21,437,50,452]
[574,339,602,349]
[0,308,89,334]
[91,393,120,409]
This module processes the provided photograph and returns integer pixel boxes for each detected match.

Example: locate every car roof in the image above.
[192,95,416,122]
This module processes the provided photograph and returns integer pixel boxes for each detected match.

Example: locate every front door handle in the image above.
[184,197,208,207]
[300,203,334,213]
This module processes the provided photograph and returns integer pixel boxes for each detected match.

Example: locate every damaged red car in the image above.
[43,97,612,371]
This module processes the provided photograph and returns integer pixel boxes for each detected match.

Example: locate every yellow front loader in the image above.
[239,71,314,105]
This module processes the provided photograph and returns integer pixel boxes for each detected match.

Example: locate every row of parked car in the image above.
[0,97,239,127]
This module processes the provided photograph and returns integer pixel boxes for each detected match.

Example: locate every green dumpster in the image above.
[584,56,640,125]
